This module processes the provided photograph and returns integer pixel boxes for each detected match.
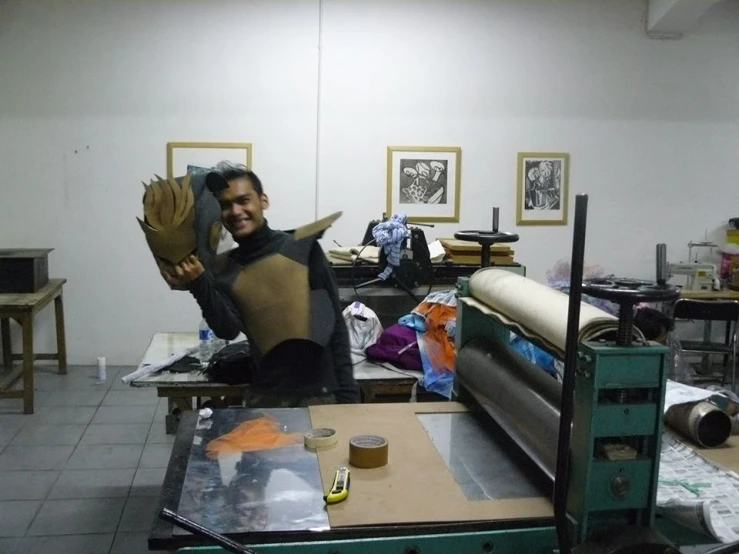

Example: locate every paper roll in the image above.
[304,428,338,449]
[349,435,389,468]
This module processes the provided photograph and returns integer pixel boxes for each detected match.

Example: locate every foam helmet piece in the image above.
[137,172,224,275]
[205,171,229,195]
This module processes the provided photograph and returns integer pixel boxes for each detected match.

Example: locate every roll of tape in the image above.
[349,435,389,468]
[304,428,338,449]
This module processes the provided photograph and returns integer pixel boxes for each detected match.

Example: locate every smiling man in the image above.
[160,161,360,407]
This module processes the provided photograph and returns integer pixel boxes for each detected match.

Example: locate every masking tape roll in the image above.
[304,428,338,449]
[349,435,389,468]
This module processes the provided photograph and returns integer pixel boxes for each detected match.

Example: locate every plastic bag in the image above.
[668,333,698,384]
[342,301,383,363]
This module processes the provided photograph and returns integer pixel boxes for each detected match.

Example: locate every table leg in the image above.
[21,314,34,415]
[1,318,11,370]
[702,320,713,374]
[54,294,68,375]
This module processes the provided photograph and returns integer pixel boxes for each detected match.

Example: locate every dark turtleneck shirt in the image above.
[187,222,360,403]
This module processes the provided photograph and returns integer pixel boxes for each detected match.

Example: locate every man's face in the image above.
[217,177,269,239]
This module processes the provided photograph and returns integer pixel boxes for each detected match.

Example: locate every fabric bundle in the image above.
[371,214,410,280]
[399,290,457,398]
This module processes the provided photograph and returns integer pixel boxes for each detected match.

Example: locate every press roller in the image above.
[453,205,689,554]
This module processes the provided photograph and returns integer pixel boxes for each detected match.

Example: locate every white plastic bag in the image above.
[342,301,383,364]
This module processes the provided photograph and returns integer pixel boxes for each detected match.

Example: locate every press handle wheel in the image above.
[581,278,680,346]
[454,230,519,267]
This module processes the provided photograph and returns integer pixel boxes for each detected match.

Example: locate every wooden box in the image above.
[0,249,53,293]
[438,238,514,265]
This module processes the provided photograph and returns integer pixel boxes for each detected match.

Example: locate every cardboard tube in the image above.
[665,401,732,448]
[349,435,389,468]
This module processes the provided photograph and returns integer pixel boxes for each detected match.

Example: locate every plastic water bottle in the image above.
[212,336,228,356]
[198,319,214,362]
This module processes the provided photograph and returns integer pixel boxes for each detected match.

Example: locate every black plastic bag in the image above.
[205,341,255,385]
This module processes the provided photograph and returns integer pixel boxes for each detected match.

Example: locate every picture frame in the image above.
[166,141,253,180]
[386,146,461,223]
[516,152,570,226]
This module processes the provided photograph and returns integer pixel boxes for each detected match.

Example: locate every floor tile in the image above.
[15,534,114,554]
[10,423,86,446]
[0,471,59,500]
[38,390,107,407]
[0,392,52,414]
[0,538,20,553]
[48,469,134,499]
[130,468,166,497]
[138,444,174,468]
[92,404,156,425]
[0,445,75,471]
[27,497,126,535]
[111,532,169,554]
[0,501,41,537]
[146,421,176,445]
[26,406,97,425]
[80,423,150,445]
[33,374,105,393]
[0,416,25,445]
[65,444,143,470]
[102,389,158,406]
[118,496,161,532]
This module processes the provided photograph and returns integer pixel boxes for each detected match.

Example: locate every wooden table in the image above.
[128,332,428,433]
[0,278,68,413]
[677,288,739,382]
[680,289,739,301]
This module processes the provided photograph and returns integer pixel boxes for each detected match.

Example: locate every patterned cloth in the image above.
[400,290,458,398]
[372,214,409,280]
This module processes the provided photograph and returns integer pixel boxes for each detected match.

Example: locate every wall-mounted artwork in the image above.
[386,146,461,223]
[166,142,253,180]
[516,152,569,226]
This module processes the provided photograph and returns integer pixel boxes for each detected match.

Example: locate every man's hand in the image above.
[160,254,205,290]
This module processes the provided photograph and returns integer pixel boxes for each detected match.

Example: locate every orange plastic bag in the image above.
[205,414,303,459]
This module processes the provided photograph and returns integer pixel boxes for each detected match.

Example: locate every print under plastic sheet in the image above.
[175,408,329,535]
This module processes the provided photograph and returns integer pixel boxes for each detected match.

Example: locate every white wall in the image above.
[0,0,320,364]
[0,0,737,364]
[317,0,739,278]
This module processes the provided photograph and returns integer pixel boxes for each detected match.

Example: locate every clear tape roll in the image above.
[304,428,338,449]
[349,435,389,468]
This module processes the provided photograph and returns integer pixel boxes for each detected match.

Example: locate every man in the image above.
[161,161,360,407]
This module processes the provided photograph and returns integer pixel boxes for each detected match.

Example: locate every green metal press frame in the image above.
[174,277,711,554]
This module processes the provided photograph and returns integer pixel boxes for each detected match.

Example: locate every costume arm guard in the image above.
[309,243,360,403]
[188,271,244,341]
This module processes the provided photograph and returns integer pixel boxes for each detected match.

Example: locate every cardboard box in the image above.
[0,249,53,293]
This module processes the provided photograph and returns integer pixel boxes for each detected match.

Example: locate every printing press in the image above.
[158,195,737,554]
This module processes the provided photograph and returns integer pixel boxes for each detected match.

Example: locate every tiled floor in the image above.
[0,366,174,554]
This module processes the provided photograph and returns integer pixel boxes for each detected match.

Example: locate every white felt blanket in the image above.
[466,268,644,356]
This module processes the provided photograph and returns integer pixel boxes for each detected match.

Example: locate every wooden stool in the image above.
[0,278,68,414]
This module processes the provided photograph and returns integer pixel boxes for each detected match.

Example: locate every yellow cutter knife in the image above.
[324,467,350,504]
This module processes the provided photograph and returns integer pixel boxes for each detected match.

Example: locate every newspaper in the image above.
[664,381,718,413]
[120,345,200,384]
[658,429,739,543]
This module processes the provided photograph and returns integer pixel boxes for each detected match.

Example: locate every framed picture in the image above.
[516,152,570,226]
[386,146,461,223]
[166,141,253,180]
